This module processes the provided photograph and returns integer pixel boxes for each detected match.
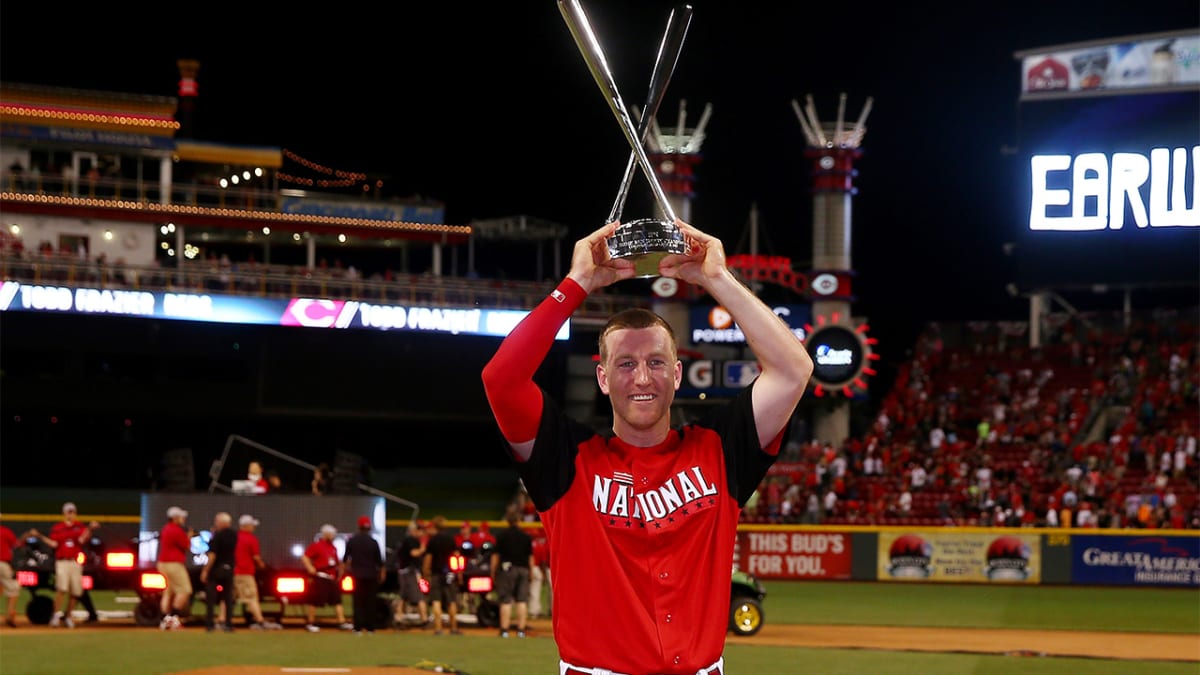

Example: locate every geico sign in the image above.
[1029,146,1199,231]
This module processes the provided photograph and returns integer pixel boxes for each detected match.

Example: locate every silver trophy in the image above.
[559,0,692,278]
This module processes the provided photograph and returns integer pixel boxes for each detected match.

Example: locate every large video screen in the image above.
[1015,90,1199,289]
[139,493,385,570]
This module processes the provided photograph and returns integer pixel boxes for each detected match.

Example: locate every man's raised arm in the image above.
[481,222,635,460]
[659,220,813,447]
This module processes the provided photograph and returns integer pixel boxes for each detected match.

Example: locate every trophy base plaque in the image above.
[607,218,688,278]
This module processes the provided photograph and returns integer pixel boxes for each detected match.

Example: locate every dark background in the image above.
[1,2,1197,487]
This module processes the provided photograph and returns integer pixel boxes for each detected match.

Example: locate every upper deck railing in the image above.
[0,250,649,326]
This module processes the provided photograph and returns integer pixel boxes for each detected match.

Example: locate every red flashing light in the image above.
[341,576,354,592]
[140,572,167,591]
[106,552,135,570]
[275,576,306,595]
[82,575,94,590]
[449,553,465,573]
[16,571,38,587]
[467,576,492,593]
[418,577,430,594]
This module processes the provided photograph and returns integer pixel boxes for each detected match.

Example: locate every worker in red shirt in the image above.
[30,502,97,628]
[234,514,281,630]
[0,516,23,628]
[528,529,551,619]
[301,524,351,632]
[156,506,193,629]
[471,521,497,554]
[454,521,477,559]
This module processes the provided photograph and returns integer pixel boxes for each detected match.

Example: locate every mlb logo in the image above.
[723,361,761,388]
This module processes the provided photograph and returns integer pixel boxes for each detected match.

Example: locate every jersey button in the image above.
[673,656,681,665]
[665,613,672,623]
[659,572,669,579]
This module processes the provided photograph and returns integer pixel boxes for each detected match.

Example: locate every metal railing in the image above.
[3,172,278,210]
[0,252,646,321]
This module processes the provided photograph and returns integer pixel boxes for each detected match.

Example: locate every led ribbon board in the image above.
[0,280,567,340]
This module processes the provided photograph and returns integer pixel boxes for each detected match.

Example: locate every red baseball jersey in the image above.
[49,520,90,561]
[305,539,339,574]
[0,525,16,563]
[157,521,191,563]
[235,530,261,575]
[515,384,780,674]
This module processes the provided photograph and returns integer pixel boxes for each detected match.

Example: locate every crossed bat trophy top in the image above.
[558,0,693,278]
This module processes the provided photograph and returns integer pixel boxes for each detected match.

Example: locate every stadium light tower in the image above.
[792,93,877,446]
[646,99,712,331]
[647,98,712,224]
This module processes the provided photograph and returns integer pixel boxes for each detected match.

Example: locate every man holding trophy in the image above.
[484,217,812,673]
[482,7,812,673]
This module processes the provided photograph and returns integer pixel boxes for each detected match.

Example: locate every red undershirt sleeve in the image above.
[481,278,587,444]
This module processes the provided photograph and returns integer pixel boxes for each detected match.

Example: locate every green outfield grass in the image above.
[763,580,1200,633]
[1,581,1195,675]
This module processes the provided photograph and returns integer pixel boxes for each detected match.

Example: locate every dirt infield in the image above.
[741,623,1200,661]
[176,669,433,675]
[165,622,1198,674]
[8,616,1196,672]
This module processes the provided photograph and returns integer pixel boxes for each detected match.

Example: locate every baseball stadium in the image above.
[0,6,1197,675]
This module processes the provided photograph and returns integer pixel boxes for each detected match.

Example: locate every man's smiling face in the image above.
[597,325,681,443]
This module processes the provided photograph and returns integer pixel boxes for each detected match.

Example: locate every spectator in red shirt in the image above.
[30,502,97,628]
[157,506,193,629]
[0,517,23,628]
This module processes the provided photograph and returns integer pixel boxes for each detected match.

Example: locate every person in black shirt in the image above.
[422,516,462,635]
[491,504,534,638]
[394,520,429,628]
[343,516,385,633]
[201,512,238,632]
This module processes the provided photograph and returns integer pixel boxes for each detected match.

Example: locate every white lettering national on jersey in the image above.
[592,467,719,524]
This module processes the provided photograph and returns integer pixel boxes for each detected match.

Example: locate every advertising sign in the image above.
[737,531,851,580]
[689,304,810,344]
[678,359,762,398]
[0,280,566,340]
[877,531,1042,584]
[0,124,176,150]
[806,324,865,388]
[1018,31,1200,100]
[1071,534,1200,587]
[279,196,445,224]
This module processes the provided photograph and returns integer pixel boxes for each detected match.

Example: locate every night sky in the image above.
[3,3,1195,331]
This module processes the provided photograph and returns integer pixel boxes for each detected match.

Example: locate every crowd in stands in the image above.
[743,313,1200,530]
[5,236,1197,533]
